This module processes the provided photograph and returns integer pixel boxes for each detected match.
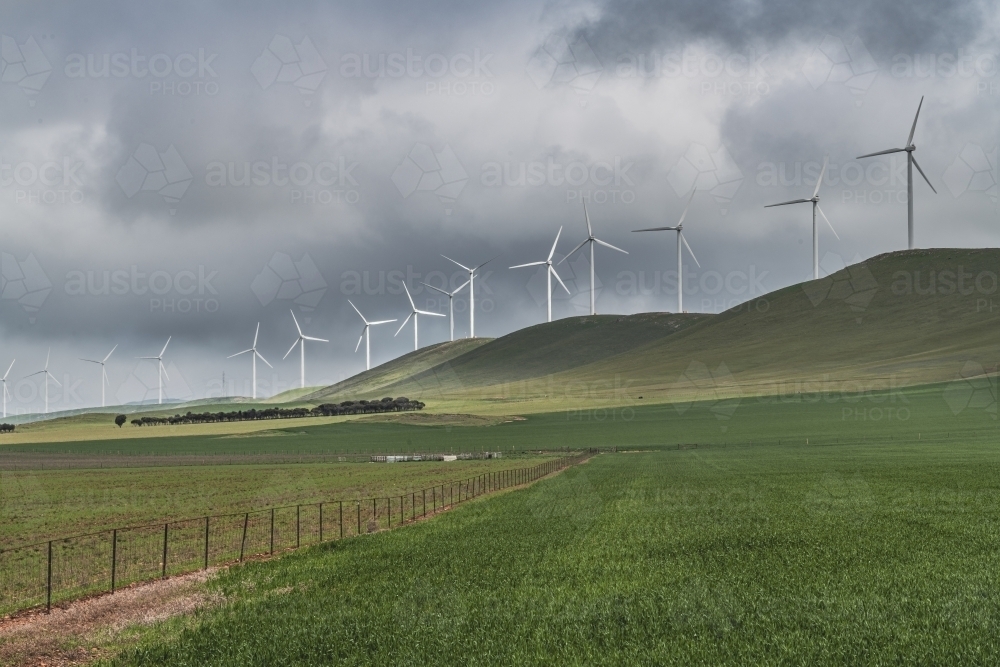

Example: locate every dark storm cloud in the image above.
[577,0,994,57]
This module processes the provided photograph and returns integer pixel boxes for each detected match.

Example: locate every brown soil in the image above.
[0,569,221,667]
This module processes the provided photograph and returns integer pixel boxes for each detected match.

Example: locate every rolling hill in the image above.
[300,248,1000,412]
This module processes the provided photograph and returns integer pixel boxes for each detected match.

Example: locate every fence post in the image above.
[432,486,436,512]
[161,523,168,578]
[373,499,376,529]
[111,529,117,593]
[204,517,210,569]
[320,503,324,542]
[423,489,426,517]
[239,512,249,562]
[387,498,391,527]
[339,501,343,539]
[270,508,275,555]
[412,492,415,520]
[46,540,52,613]
[296,505,301,548]
[357,502,361,534]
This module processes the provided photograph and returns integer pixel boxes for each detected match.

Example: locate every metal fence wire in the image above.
[0,451,594,616]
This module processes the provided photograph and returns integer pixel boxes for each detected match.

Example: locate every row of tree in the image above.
[117,397,425,427]
[0,423,15,432]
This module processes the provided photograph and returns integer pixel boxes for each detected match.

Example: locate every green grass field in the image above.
[0,457,554,548]
[109,443,1000,665]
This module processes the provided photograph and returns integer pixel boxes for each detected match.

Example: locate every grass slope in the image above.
[302,338,491,402]
[310,248,1000,412]
[112,445,1000,665]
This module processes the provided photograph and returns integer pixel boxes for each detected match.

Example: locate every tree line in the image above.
[117,397,425,427]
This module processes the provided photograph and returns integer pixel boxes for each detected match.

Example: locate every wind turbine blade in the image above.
[911,155,937,193]
[907,95,924,146]
[283,338,299,360]
[395,312,413,336]
[441,254,471,272]
[290,310,302,335]
[550,266,571,294]
[402,282,416,310]
[227,349,253,359]
[159,337,171,357]
[79,358,101,364]
[44,348,50,370]
[256,351,273,368]
[160,361,169,382]
[559,238,589,264]
[473,255,499,271]
[509,261,546,269]
[681,233,701,267]
[583,202,593,237]
[632,226,678,232]
[348,300,368,324]
[812,157,828,198]
[453,279,470,295]
[23,370,45,379]
[677,187,697,226]
[253,322,260,348]
[421,281,450,296]
[857,148,905,159]
[103,344,117,363]
[3,359,14,381]
[103,367,110,387]
[355,332,364,353]
[415,310,446,317]
[816,204,840,240]
[595,238,628,254]
[138,356,158,360]
[764,198,811,208]
[547,226,563,262]
[302,335,329,342]
[368,319,397,325]
[48,372,62,387]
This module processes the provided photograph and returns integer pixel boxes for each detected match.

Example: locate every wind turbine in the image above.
[441,255,495,338]
[421,279,469,341]
[560,203,628,315]
[857,95,937,249]
[139,337,171,405]
[283,310,328,389]
[765,158,840,280]
[25,350,60,414]
[228,323,271,399]
[510,226,571,323]
[632,189,701,313]
[349,301,396,370]
[80,344,117,408]
[394,283,445,350]
[1,360,14,419]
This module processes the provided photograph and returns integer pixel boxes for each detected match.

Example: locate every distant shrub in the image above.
[125,398,425,427]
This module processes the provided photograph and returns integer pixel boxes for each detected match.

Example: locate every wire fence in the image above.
[0,450,595,617]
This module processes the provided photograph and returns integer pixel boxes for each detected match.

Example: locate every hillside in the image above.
[304,248,1000,412]
[302,337,491,402]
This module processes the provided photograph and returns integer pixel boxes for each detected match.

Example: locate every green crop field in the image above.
[108,442,1000,665]
[0,456,555,549]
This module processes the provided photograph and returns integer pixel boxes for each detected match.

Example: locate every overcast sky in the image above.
[1,0,998,411]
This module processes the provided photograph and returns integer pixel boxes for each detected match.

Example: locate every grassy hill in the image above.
[303,337,492,402]
[304,249,1000,412]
